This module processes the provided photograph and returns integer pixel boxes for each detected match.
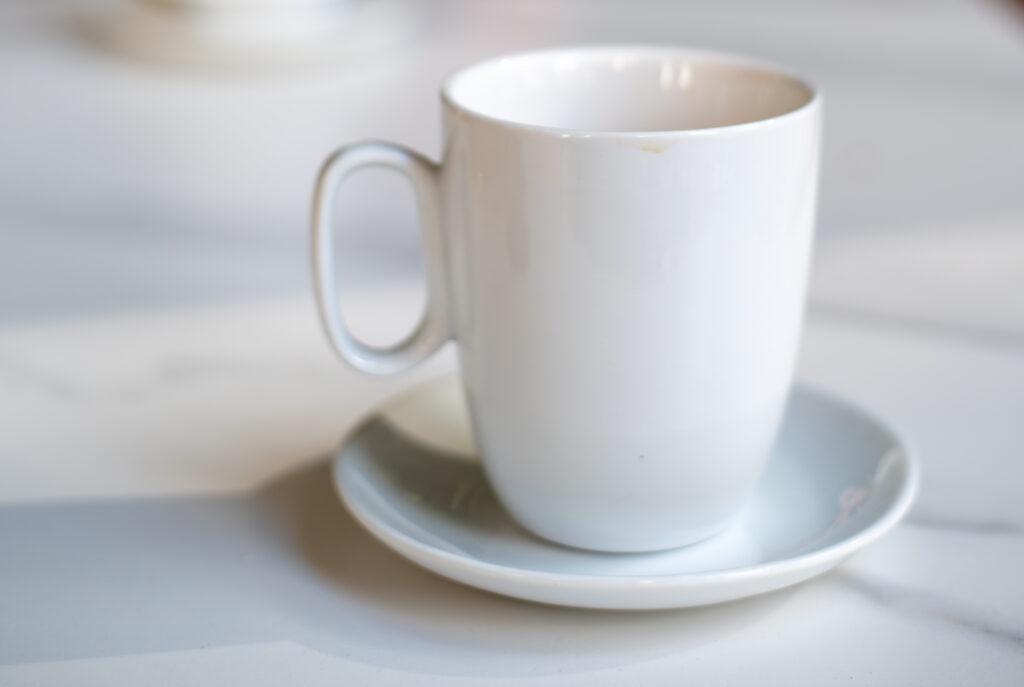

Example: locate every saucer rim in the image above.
[333,376,920,591]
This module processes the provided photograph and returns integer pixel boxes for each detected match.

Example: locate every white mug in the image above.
[313,46,821,552]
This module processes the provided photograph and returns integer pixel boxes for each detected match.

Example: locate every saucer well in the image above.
[333,375,918,610]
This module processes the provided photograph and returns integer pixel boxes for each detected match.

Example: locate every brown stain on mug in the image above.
[615,137,676,154]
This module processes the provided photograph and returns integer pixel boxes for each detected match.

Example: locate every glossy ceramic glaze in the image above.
[313,46,822,551]
[333,374,918,610]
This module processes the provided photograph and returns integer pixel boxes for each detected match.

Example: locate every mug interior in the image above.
[443,46,814,133]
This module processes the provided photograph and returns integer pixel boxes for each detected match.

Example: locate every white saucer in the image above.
[333,375,919,610]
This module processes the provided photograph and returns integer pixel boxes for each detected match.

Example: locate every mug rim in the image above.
[440,44,819,139]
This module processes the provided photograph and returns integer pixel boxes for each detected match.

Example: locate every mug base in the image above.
[505,509,737,554]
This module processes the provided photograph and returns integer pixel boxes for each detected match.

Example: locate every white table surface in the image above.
[2,0,1024,684]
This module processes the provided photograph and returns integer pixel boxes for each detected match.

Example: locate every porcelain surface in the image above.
[334,375,918,609]
[315,46,822,551]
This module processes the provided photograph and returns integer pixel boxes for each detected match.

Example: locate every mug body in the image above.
[440,46,820,551]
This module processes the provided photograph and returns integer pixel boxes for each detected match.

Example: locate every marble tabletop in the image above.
[2,0,1023,684]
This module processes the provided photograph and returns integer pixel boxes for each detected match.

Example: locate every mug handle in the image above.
[311,141,450,375]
